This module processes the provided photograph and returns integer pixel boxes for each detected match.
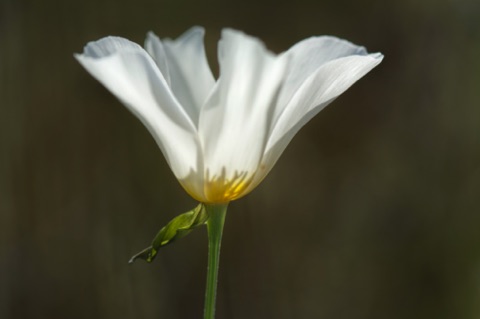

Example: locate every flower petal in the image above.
[146,27,215,125]
[198,29,288,201]
[75,37,200,179]
[272,36,368,123]
[259,52,383,184]
[144,32,171,86]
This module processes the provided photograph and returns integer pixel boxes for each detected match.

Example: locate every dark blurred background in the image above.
[1,0,480,318]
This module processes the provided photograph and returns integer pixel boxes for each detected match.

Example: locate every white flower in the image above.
[76,27,383,203]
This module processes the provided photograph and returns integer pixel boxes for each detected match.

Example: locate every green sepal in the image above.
[129,203,208,264]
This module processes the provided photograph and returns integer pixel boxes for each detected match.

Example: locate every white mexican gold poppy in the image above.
[76,27,383,204]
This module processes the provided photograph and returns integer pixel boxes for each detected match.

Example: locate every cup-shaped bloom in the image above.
[76,27,383,203]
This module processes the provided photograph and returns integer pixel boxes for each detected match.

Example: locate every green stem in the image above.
[203,203,228,319]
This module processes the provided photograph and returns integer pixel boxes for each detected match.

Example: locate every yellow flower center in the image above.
[181,168,259,203]
[203,170,252,203]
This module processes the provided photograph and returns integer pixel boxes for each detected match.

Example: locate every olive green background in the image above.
[1,0,480,318]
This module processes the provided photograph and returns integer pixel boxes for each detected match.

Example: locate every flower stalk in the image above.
[203,203,228,319]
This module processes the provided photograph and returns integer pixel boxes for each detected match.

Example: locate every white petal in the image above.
[145,32,171,86]
[146,27,215,125]
[261,53,383,174]
[75,37,200,179]
[83,36,143,57]
[198,29,288,199]
[272,36,368,123]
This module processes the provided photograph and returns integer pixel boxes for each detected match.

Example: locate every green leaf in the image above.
[129,203,208,264]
